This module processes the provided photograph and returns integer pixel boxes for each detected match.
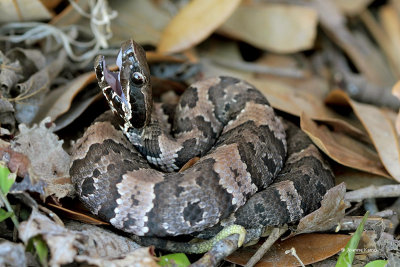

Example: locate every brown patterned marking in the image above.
[222,103,285,143]
[176,77,222,135]
[111,169,164,235]
[271,180,303,221]
[71,122,129,161]
[286,144,331,171]
[203,144,256,207]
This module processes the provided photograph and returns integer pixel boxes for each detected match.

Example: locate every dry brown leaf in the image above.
[50,0,90,26]
[110,0,170,47]
[19,209,147,267]
[47,203,109,226]
[179,157,200,172]
[220,3,318,53]
[301,112,390,177]
[0,145,30,178]
[0,0,52,22]
[226,233,351,267]
[40,0,63,10]
[360,6,400,80]
[289,183,350,237]
[19,209,83,266]
[53,93,102,132]
[33,72,96,124]
[248,79,366,139]
[12,118,73,198]
[379,4,400,78]
[326,89,400,181]
[157,0,241,53]
[335,0,373,15]
[0,240,27,267]
[146,51,186,63]
[392,80,400,135]
[335,165,395,190]
[13,50,66,124]
[0,98,16,135]
[75,247,158,267]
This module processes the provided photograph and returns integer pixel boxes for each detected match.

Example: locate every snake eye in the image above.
[131,72,145,86]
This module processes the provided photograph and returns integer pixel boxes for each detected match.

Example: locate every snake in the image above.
[70,39,335,242]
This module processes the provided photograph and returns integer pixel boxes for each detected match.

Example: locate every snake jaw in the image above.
[94,54,129,126]
[94,39,152,130]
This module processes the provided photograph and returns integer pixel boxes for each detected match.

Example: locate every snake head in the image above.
[94,39,152,129]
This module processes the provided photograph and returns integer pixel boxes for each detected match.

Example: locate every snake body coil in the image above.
[70,40,334,237]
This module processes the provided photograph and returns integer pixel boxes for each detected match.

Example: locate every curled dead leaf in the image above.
[47,203,109,226]
[226,233,351,267]
[11,118,73,198]
[157,0,241,53]
[300,112,390,177]
[19,208,147,267]
[326,89,400,181]
[0,144,30,178]
[33,72,96,124]
[288,183,350,237]
[220,3,318,53]
[0,0,52,22]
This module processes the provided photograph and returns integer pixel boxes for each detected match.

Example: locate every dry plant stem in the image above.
[244,225,288,267]
[285,248,305,267]
[337,216,392,232]
[191,234,241,267]
[364,198,379,214]
[345,184,400,202]
[211,57,306,78]
[374,209,395,218]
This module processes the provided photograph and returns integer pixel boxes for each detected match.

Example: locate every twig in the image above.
[336,216,392,232]
[244,225,288,267]
[345,184,400,202]
[364,198,379,214]
[211,57,306,78]
[190,235,241,267]
[285,248,305,267]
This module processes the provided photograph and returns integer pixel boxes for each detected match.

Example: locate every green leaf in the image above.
[335,211,369,267]
[158,253,190,267]
[27,236,49,267]
[0,163,15,195]
[365,260,388,267]
[0,208,13,222]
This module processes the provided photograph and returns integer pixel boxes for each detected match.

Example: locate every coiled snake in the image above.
[70,40,334,242]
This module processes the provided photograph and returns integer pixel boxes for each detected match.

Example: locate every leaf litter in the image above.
[0,0,400,266]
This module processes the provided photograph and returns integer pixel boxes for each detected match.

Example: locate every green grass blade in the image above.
[364,260,387,267]
[27,236,49,267]
[0,163,15,195]
[0,208,13,222]
[335,211,369,267]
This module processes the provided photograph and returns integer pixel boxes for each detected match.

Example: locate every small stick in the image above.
[211,57,306,78]
[244,225,288,267]
[285,248,305,267]
[345,184,400,202]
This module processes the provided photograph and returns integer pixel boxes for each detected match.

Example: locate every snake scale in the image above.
[70,40,335,240]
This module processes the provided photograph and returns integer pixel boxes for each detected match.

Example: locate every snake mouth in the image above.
[100,49,129,106]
